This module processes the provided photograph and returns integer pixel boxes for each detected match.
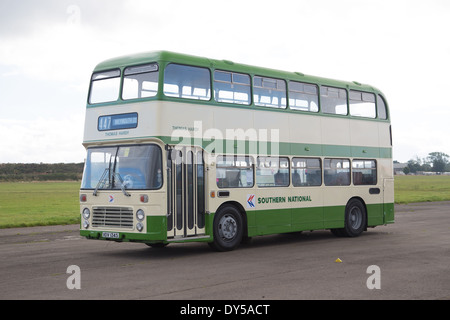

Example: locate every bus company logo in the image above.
[108,195,114,203]
[246,194,256,208]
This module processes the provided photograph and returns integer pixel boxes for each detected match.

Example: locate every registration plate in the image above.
[102,232,120,239]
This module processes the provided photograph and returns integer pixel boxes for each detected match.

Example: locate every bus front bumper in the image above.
[80,215,167,243]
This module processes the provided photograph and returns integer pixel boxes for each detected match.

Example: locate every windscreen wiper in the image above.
[93,168,110,196]
[112,172,131,197]
[93,169,130,197]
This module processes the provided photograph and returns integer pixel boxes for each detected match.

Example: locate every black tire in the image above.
[331,199,367,237]
[209,206,243,251]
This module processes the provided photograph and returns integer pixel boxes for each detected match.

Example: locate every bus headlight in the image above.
[136,209,145,221]
[136,222,144,232]
[83,220,90,229]
[82,208,90,220]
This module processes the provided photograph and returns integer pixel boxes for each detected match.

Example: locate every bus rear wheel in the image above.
[209,206,243,251]
[331,199,367,237]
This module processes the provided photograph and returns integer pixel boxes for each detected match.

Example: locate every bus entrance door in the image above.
[167,146,206,239]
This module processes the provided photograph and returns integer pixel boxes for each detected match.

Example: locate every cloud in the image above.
[0,0,449,163]
[0,116,85,163]
[0,0,134,82]
[0,0,127,36]
[1,24,99,82]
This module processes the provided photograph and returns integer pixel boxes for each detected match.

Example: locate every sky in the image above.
[0,0,449,164]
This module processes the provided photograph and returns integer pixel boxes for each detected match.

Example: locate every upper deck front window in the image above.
[122,63,159,100]
[89,70,121,104]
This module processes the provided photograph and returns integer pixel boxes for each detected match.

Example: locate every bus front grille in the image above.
[92,207,134,229]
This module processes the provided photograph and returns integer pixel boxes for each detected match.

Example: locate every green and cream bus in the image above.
[80,51,394,251]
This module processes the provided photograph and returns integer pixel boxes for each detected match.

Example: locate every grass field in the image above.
[0,182,80,228]
[0,176,450,229]
[394,175,450,204]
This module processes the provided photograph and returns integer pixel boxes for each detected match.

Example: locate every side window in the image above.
[377,94,388,119]
[216,156,254,188]
[122,63,159,100]
[214,70,251,105]
[288,82,319,112]
[292,158,322,186]
[352,160,377,185]
[349,90,376,118]
[256,157,289,187]
[324,158,350,186]
[163,64,211,100]
[321,86,347,115]
[253,76,287,109]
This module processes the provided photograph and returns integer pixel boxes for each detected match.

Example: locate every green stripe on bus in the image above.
[161,136,391,159]
[84,136,392,159]
[84,134,392,159]
[245,203,388,237]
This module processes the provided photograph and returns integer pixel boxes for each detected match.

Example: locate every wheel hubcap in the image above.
[218,214,237,241]
[349,206,362,229]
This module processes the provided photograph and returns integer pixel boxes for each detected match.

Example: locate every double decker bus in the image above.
[80,51,394,251]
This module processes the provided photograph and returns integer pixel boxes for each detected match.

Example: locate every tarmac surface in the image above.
[0,202,449,301]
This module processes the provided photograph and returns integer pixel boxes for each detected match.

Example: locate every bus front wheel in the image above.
[209,206,243,251]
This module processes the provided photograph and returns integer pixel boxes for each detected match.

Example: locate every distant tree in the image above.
[406,157,423,174]
[427,152,449,173]
[403,166,410,175]
[422,161,432,172]
[0,163,84,182]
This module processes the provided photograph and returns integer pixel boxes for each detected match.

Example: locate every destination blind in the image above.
[98,112,138,131]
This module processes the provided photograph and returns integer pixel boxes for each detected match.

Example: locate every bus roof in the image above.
[93,51,383,94]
